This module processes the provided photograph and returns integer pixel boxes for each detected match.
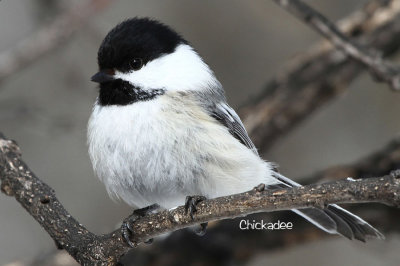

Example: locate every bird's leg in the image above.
[121,203,160,247]
[255,183,285,191]
[185,195,208,236]
[254,183,265,192]
[185,195,206,219]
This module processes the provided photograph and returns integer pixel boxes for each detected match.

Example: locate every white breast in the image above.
[87,94,276,209]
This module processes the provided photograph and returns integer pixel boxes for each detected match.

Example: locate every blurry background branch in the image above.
[240,0,400,151]
[1,132,399,265]
[0,0,112,85]
[303,137,400,184]
[118,137,400,266]
[274,0,400,91]
[112,1,400,264]
[2,0,400,265]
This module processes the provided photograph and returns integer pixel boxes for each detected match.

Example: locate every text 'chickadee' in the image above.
[88,17,383,246]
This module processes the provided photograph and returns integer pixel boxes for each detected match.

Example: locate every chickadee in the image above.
[88,17,383,246]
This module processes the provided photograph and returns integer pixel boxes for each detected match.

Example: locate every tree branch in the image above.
[273,0,400,91]
[1,133,399,265]
[240,0,400,151]
[303,137,400,184]
[0,0,112,85]
[118,137,400,266]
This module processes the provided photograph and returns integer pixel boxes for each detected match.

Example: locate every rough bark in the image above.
[274,0,400,90]
[2,0,400,265]
[1,133,399,264]
[241,0,400,151]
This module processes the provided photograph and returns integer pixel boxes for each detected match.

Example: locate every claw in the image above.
[185,195,206,219]
[194,222,208,236]
[144,238,154,244]
[185,196,208,236]
[121,214,140,248]
[254,183,265,192]
[121,204,160,247]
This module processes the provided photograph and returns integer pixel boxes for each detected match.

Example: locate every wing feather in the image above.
[211,102,258,155]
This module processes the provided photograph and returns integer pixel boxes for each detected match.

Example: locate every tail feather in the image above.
[292,208,338,234]
[323,207,355,239]
[271,172,384,241]
[327,204,385,241]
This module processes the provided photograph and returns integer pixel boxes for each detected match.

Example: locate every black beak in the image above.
[91,71,115,83]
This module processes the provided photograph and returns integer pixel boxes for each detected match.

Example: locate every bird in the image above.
[88,17,384,247]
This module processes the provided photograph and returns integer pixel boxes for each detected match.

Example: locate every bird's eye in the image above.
[129,58,143,71]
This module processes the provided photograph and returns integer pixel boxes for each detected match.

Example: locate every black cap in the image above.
[97,17,187,73]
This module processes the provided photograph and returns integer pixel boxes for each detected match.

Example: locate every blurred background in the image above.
[1,0,400,265]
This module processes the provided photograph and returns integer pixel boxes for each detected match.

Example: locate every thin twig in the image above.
[1,133,399,264]
[117,136,400,266]
[240,0,400,151]
[0,0,112,85]
[303,137,400,184]
[273,0,400,91]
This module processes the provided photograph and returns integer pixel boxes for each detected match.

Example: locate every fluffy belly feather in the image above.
[88,94,275,209]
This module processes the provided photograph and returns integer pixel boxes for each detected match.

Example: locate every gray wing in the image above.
[211,102,258,155]
[209,101,383,241]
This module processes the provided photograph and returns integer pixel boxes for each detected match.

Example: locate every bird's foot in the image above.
[121,204,159,247]
[255,183,285,191]
[254,183,265,192]
[185,195,206,219]
[193,222,208,236]
[185,195,208,236]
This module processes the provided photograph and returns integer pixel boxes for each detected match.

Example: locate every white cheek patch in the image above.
[114,44,221,92]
